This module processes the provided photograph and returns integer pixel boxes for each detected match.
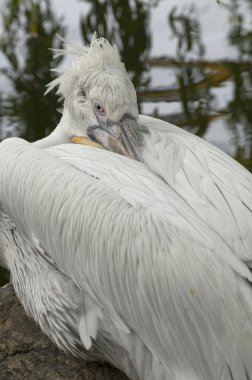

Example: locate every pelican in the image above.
[35,37,252,263]
[0,37,252,380]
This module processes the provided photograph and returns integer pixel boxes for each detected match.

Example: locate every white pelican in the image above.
[0,37,252,380]
[35,37,252,264]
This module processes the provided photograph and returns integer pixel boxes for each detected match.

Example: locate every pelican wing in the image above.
[1,138,252,380]
[139,114,252,264]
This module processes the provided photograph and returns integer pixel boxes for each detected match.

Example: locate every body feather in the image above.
[0,138,252,379]
[139,115,252,264]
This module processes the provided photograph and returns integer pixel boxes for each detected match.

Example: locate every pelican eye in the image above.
[93,101,106,116]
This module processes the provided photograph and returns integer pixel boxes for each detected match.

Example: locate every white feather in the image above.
[45,36,126,98]
[139,114,252,265]
[1,138,252,379]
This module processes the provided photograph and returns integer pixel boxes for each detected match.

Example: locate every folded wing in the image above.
[1,138,252,380]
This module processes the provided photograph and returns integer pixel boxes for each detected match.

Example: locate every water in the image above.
[0,0,252,283]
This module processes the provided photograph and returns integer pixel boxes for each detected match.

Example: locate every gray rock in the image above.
[0,284,129,380]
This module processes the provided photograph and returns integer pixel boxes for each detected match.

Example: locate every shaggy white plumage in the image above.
[1,35,252,380]
[45,35,132,101]
[1,138,252,380]
[35,36,138,149]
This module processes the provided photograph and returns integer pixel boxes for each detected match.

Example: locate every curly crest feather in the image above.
[45,35,127,99]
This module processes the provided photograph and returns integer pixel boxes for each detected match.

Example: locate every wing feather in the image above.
[1,138,252,379]
[140,114,252,263]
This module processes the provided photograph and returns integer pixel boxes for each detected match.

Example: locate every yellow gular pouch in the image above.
[71,136,105,150]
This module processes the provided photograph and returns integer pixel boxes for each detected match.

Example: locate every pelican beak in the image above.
[86,115,142,160]
[70,136,105,149]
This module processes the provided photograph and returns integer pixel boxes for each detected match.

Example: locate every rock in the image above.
[0,284,129,380]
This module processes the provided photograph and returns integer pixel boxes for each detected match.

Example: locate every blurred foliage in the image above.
[167,5,212,137]
[139,1,252,164]
[0,0,65,141]
[213,0,252,164]
[225,0,252,163]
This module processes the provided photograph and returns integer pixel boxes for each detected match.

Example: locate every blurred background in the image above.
[0,0,252,285]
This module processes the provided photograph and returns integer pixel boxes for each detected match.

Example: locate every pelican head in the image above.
[39,37,144,159]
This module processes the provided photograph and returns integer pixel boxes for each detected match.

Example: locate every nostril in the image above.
[87,126,98,142]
